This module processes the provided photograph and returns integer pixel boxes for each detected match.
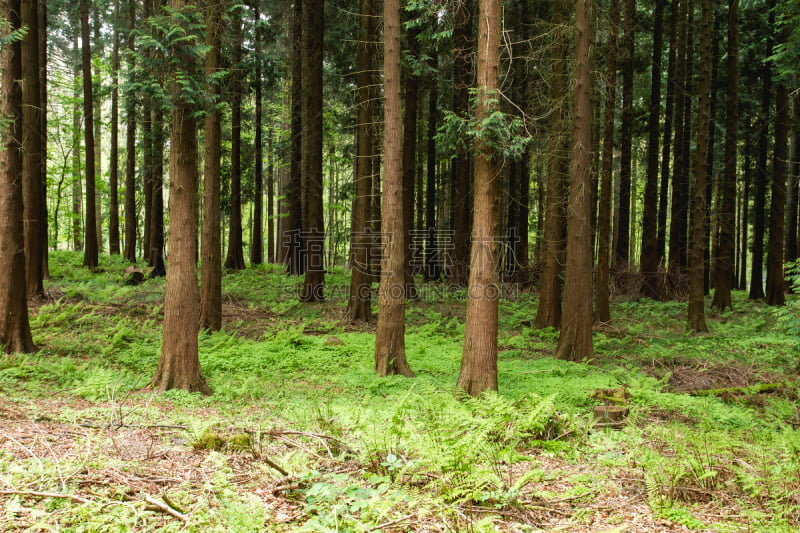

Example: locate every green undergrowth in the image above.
[1,250,799,531]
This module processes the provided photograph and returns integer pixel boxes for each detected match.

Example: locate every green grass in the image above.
[0,250,798,531]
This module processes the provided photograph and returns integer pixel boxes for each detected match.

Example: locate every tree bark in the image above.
[80,0,98,269]
[425,53,440,281]
[739,144,751,289]
[109,0,121,255]
[72,34,83,253]
[286,0,304,275]
[554,0,594,361]
[0,0,36,353]
[224,12,246,271]
[267,126,275,263]
[251,3,264,266]
[375,0,414,377]
[123,0,136,263]
[788,85,799,264]
[657,0,679,265]
[402,24,420,299]
[614,0,635,270]
[92,4,103,254]
[149,109,165,277]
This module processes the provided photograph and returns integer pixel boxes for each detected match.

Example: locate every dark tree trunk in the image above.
[251,3,264,266]
[657,0,679,265]
[21,0,43,296]
[688,0,711,333]
[267,127,275,263]
[711,0,738,311]
[285,0,304,275]
[402,25,420,299]
[457,0,502,395]
[668,0,689,280]
[200,0,223,331]
[739,143,751,289]
[300,0,325,302]
[109,0,120,255]
[38,0,48,279]
[749,0,774,300]
[614,0,635,270]
[679,16,694,273]
[705,13,721,294]
[0,0,36,353]
[80,0,98,269]
[92,4,103,254]
[449,0,474,287]
[142,102,152,262]
[224,13,246,271]
[596,0,620,322]
[123,0,136,262]
[149,109,165,277]
[347,0,376,322]
[555,0,594,361]
[766,56,789,305]
[72,35,83,253]
[425,53,440,281]
[152,0,211,395]
[788,87,799,264]
[375,0,414,377]
[640,0,664,298]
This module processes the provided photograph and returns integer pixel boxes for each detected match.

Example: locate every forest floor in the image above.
[1,251,799,532]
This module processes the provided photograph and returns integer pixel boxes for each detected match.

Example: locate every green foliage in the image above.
[773,260,800,337]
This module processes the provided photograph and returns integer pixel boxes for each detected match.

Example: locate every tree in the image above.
[200,0,223,332]
[148,109,165,277]
[224,10,246,271]
[80,0,98,269]
[152,0,211,395]
[0,0,36,354]
[251,2,264,266]
[375,0,414,378]
[285,0,303,276]
[614,0,635,270]
[711,0,739,311]
[457,0,502,396]
[669,0,689,280]
[108,0,120,255]
[401,22,420,299]
[554,0,594,361]
[123,0,136,263]
[688,0,711,333]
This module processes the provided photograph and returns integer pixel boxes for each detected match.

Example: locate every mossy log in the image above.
[689,382,790,396]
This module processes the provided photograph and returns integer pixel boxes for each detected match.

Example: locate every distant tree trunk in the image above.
[267,127,275,263]
[200,0,223,331]
[286,0,304,275]
[38,0,48,278]
[225,13,246,271]
[21,0,43,296]
[80,0,98,269]
[739,144,751,289]
[142,105,153,262]
[449,0,474,287]
[375,0,414,377]
[92,4,103,254]
[788,87,799,264]
[640,0,664,298]
[766,57,789,305]
[657,0,679,265]
[123,0,136,262]
[425,53,440,281]
[678,15,694,274]
[149,109,166,277]
[614,0,635,270]
[705,13,721,294]
[300,0,325,301]
[0,0,36,353]
[668,0,688,280]
[535,0,569,329]
[402,24,419,299]
[347,0,376,322]
[555,0,594,361]
[251,3,264,266]
[457,0,502,395]
[688,0,711,332]
[750,0,774,300]
[711,0,738,311]
[153,0,211,395]
[596,0,620,322]
[109,0,121,255]
[72,35,83,253]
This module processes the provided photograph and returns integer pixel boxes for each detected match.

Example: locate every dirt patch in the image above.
[652,358,787,394]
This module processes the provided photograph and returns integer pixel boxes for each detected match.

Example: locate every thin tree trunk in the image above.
[251,3,264,266]
[425,53,440,281]
[657,0,679,265]
[80,0,98,269]
[0,0,36,353]
[38,0,48,278]
[286,0,304,275]
[109,0,120,255]
[739,143,751,289]
[668,0,688,281]
[72,34,83,253]
[123,0,136,262]
[149,109,165,277]
[267,126,275,263]
[92,4,103,254]
[224,12,246,270]
[402,24,419,298]
[614,0,635,270]
[787,84,799,264]
[375,0,414,377]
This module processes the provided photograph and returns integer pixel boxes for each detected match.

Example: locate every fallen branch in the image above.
[371,513,414,531]
[142,494,189,522]
[0,490,92,505]
[688,382,790,396]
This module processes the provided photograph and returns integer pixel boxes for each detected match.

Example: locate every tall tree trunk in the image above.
[705,13,721,294]
[640,0,664,298]
[267,126,275,263]
[555,0,594,361]
[109,0,121,255]
[347,0,376,322]
[536,0,570,329]
[657,0,679,265]
[787,85,799,264]
[425,53,440,281]
[286,0,304,275]
[149,109,166,277]
[72,34,83,253]
[668,0,689,280]
[153,0,211,395]
[688,0,711,332]
[200,0,223,331]
[449,0,474,287]
[457,0,502,395]
[92,4,103,254]
[224,13,246,270]
[38,0,48,278]
[0,0,36,353]
[300,0,325,301]
[21,0,43,296]
[402,24,419,299]
[679,15,694,274]
[614,0,635,270]
[375,0,414,377]
[80,0,98,269]
[711,0,738,310]
[596,0,620,322]
[251,3,264,266]
[123,0,136,262]
[749,0,774,300]
[739,143,751,289]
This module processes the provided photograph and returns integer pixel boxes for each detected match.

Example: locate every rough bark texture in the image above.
[711,0,738,311]
[596,0,620,323]
[200,0,223,332]
[688,0,711,333]
[554,0,594,362]
[286,0,304,275]
[788,87,799,264]
[267,127,275,263]
[457,0,502,396]
[251,3,264,266]
[375,0,414,378]
[80,0,98,269]
[38,0,47,279]
[72,36,83,253]
[657,0,679,265]
[152,0,210,395]
[640,0,664,298]
[347,0,376,322]
[739,145,751,289]
[402,25,420,299]
[109,0,120,255]
[300,0,325,302]
[224,13,246,271]
[766,69,789,305]
[425,54,440,281]
[0,0,36,354]
[668,0,688,280]
[123,0,136,262]
[148,110,165,277]
[92,5,103,254]
[614,0,635,270]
